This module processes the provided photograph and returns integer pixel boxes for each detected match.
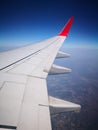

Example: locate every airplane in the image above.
[0,17,81,130]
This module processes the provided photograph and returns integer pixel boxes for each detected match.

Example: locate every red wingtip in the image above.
[58,17,74,36]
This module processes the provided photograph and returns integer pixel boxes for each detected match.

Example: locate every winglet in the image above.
[58,17,74,36]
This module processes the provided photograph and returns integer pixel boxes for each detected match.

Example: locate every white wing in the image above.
[0,17,81,130]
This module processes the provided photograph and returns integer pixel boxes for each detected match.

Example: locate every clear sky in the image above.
[0,0,98,50]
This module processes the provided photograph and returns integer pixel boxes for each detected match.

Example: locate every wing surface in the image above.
[0,17,80,130]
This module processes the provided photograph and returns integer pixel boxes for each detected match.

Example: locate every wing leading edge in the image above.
[0,17,81,130]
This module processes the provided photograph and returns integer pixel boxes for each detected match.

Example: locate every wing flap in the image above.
[0,72,27,83]
[0,82,25,126]
[16,77,51,130]
[0,76,52,130]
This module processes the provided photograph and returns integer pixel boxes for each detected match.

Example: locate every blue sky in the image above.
[0,0,98,50]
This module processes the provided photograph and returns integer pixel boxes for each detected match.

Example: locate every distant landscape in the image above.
[47,47,98,130]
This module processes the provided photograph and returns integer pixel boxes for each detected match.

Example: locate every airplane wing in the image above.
[0,17,81,130]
